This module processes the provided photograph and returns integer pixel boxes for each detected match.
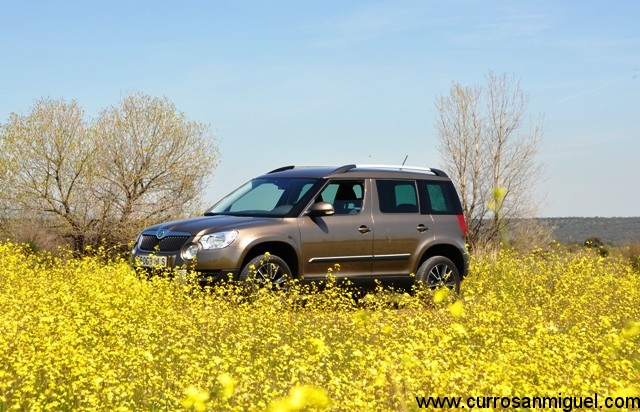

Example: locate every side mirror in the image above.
[307,201,335,216]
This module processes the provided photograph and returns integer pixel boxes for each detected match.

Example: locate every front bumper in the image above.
[193,269,240,286]
[132,263,239,287]
[131,245,241,286]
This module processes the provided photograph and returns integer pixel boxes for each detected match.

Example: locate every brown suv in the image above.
[131,165,470,291]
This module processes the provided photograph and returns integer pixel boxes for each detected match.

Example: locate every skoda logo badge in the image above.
[157,229,168,239]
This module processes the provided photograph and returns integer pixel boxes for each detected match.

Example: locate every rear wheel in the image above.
[239,253,292,292]
[415,256,460,293]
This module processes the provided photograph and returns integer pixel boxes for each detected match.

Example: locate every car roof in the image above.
[259,164,449,180]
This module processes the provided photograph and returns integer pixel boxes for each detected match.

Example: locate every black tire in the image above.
[239,253,292,291]
[415,256,461,293]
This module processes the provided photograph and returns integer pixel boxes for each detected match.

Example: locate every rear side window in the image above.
[419,180,462,214]
[376,180,419,213]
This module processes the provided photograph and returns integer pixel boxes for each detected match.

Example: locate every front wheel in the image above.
[415,256,461,293]
[239,253,292,291]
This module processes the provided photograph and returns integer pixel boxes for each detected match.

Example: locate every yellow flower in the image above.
[3,241,640,411]
[268,385,329,412]
[621,320,640,339]
[182,386,209,412]
[218,373,236,400]
[433,288,450,303]
[447,300,464,318]
[451,323,467,335]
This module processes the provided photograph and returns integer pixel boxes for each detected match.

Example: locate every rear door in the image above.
[371,179,434,277]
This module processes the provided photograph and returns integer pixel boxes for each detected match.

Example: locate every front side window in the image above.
[376,180,419,213]
[318,180,364,215]
[206,178,318,217]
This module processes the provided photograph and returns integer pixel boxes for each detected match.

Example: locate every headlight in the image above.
[183,244,199,260]
[199,231,239,250]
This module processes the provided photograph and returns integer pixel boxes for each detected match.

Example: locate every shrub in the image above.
[584,236,609,257]
[621,241,640,273]
[584,237,605,248]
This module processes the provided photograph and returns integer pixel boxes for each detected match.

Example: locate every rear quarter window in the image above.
[419,180,462,214]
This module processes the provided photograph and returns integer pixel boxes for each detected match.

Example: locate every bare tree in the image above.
[0,98,98,250]
[435,72,544,250]
[435,82,487,248]
[92,92,220,243]
[0,93,220,252]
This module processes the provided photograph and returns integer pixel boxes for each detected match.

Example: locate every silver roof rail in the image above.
[351,164,449,177]
[268,164,449,177]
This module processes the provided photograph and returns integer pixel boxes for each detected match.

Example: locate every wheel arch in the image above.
[241,241,300,278]
[418,243,467,278]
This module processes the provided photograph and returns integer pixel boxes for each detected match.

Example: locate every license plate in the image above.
[136,255,168,268]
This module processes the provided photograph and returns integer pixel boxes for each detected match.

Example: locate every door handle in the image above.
[358,225,372,234]
[417,224,429,233]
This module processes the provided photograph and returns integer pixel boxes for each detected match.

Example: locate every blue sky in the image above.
[1,1,638,217]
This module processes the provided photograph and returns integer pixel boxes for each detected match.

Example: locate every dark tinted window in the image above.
[376,180,419,213]
[419,180,462,214]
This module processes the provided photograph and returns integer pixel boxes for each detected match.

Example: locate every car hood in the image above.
[142,215,284,237]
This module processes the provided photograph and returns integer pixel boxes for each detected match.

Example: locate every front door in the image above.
[298,180,374,279]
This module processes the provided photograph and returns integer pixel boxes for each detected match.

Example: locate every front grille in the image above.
[139,235,190,252]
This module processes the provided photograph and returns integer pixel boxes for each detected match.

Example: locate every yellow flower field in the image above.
[0,242,638,411]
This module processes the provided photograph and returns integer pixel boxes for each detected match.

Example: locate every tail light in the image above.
[456,214,467,236]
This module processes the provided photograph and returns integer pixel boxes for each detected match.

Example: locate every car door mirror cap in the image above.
[307,201,335,216]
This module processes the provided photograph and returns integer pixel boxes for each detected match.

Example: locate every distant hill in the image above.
[539,217,640,245]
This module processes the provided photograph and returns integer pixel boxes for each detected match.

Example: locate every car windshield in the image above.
[205,177,319,217]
